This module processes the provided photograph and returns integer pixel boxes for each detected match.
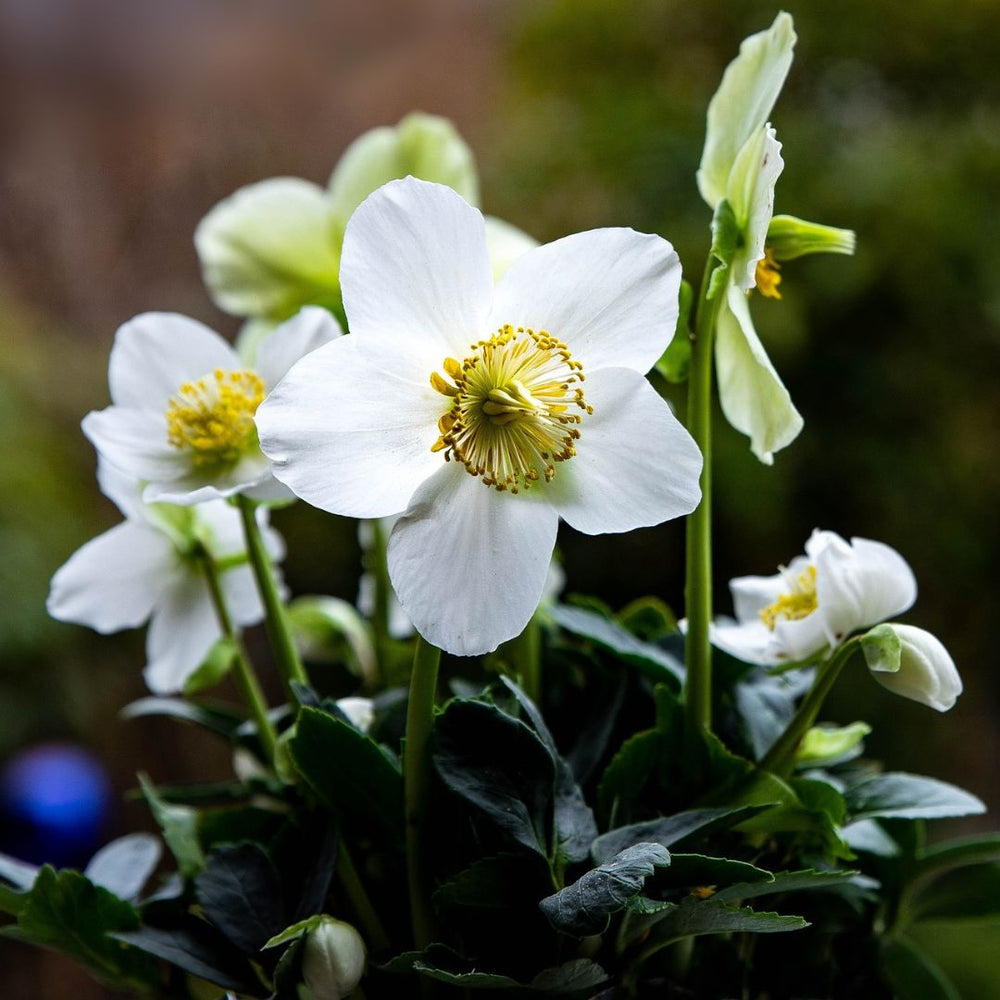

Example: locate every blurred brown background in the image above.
[2,0,998,994]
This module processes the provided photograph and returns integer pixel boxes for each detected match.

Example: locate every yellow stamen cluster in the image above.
[429,324,592,493]
[166,368,265,468]
[760,565,818,631]
[753,247,783,299]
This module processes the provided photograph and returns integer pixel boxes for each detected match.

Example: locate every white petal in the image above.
[195,177,339,319]
[489,229,681,376]
[729,573,784,623]
[219,564,266,629]
[256,335,444,518]
[697,12,796,207]
[47,522,175,633]
[83,408,191,484]
[770,611,832,662]
[388,466,559,656]
[144,574,222,694]
[483,215,538,281]
[870,624,962,712]
[728,125,784,291]
[710,617,779,666]
[142,451,273,506]
[548,368,701,534]
[715,283,803,464]
[815,534,917,644]
[108,313,239,410]
[253,306,344,389]
[328,112,480,223]
[96,458,147,523]
[340,178,492,357]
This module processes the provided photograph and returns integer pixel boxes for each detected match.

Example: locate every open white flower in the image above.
[257,178,702,656]
[47,462,284,694]
[863,623,962,712]
[82,307,341,505]
[195,112,537,329]
[712,529,917,666]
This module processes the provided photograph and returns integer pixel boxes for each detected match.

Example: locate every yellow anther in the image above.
[165,369,265,468]
[760,565,818,631]
[753,247,783,299]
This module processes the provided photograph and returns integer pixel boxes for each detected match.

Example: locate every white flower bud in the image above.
[864,623,963,712]
[300,916,366,1000]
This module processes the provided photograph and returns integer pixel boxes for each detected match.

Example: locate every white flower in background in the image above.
[47,462,284,694]
[257,178,702,656]
[698,12,854,464]
[82,307,340,506]
[195,111,538,340]
[863,623,962,712]
[711,529,917,666]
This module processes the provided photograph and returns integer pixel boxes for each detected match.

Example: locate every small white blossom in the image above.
[865,623,962,712]
[300,916,367,1000]
[711,529,917,666]
[82,307,340,506]
[257,178,702,656]
[47,462,284,694]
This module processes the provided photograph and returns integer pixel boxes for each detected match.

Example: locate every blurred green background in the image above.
[1,0,998,994]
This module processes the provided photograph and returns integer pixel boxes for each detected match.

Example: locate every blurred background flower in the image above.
[1,0,998,994]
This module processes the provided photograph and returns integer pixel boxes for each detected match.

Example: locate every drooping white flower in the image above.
[697,13,854,464]
[711,529,917,666]
[82,307,341,506]
[863,623,962,712]
[47,462,284,694]
[195,112,537,328]
[257,178,702,656]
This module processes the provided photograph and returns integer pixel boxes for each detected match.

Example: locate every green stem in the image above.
[368,518,390,685]
[758,638,861,778]
[404,634,442,950]
[511,615,542,705]
[337,842,389,953]
[199,554,278,763]
[684,258,727,736]
[237,495,309,695]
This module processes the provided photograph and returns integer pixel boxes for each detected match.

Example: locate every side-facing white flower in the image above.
[712,529,917,666]
[863,623,963,712]
[82,307,341,505]
[47,462,284,694]
[195,112,537,329]
[257,178,703,656]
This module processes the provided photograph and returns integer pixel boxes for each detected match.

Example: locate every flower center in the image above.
[760,565,817,630]
[165,368,265,468]
[753,247,782,299]
[429,324,592,493]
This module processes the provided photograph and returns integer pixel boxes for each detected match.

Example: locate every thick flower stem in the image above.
[684,260,727,736]
[199,555,278,763]
[758,638,860,778]
[236,496,309,696]
[404,634,442,950]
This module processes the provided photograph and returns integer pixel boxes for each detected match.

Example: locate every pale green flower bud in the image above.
[766,214,856,261]
[300,916,367,1000]
[796,721,871,766]
[863,623,962,712]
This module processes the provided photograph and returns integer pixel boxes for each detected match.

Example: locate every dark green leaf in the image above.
[113,919,265,995]
[592,805,773,864]
[711,868,861,904]
[434,699,555,857]
[616,596,678,642]
[528,959,609,993]
[643,897,807,947]
[881,937,960,1000]
[289,706,403,847]
[139,774,205,878]
[432,853,552,913]
[195,843,285,953]
[597,729,661,825]
[845,773,986,821]
[549,605,683,688]
[735,669,813,760]
[121,697,246,738]
[3,866,159,993]
[85,834,161,901]
[909,863,1000,920]
[182,636,238,695]
[539,843,670,937]
[916,833,1000,875]
[653,853,772,892]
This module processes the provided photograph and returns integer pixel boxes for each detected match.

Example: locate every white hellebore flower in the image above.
[300,916,367,1000]
[82,307,341,505]
[195,111,537,335]
[711,529,917,666]
[47,462,283,694]
[863,623,963,712]
[257,178,703,656]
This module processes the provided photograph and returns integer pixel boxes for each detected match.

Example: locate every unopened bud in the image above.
[864,623,962,712]
[766,214,856,261]
[301,916,366,999]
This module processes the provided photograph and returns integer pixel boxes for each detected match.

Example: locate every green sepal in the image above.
[182,636,239,696]
[862,623,903,675]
